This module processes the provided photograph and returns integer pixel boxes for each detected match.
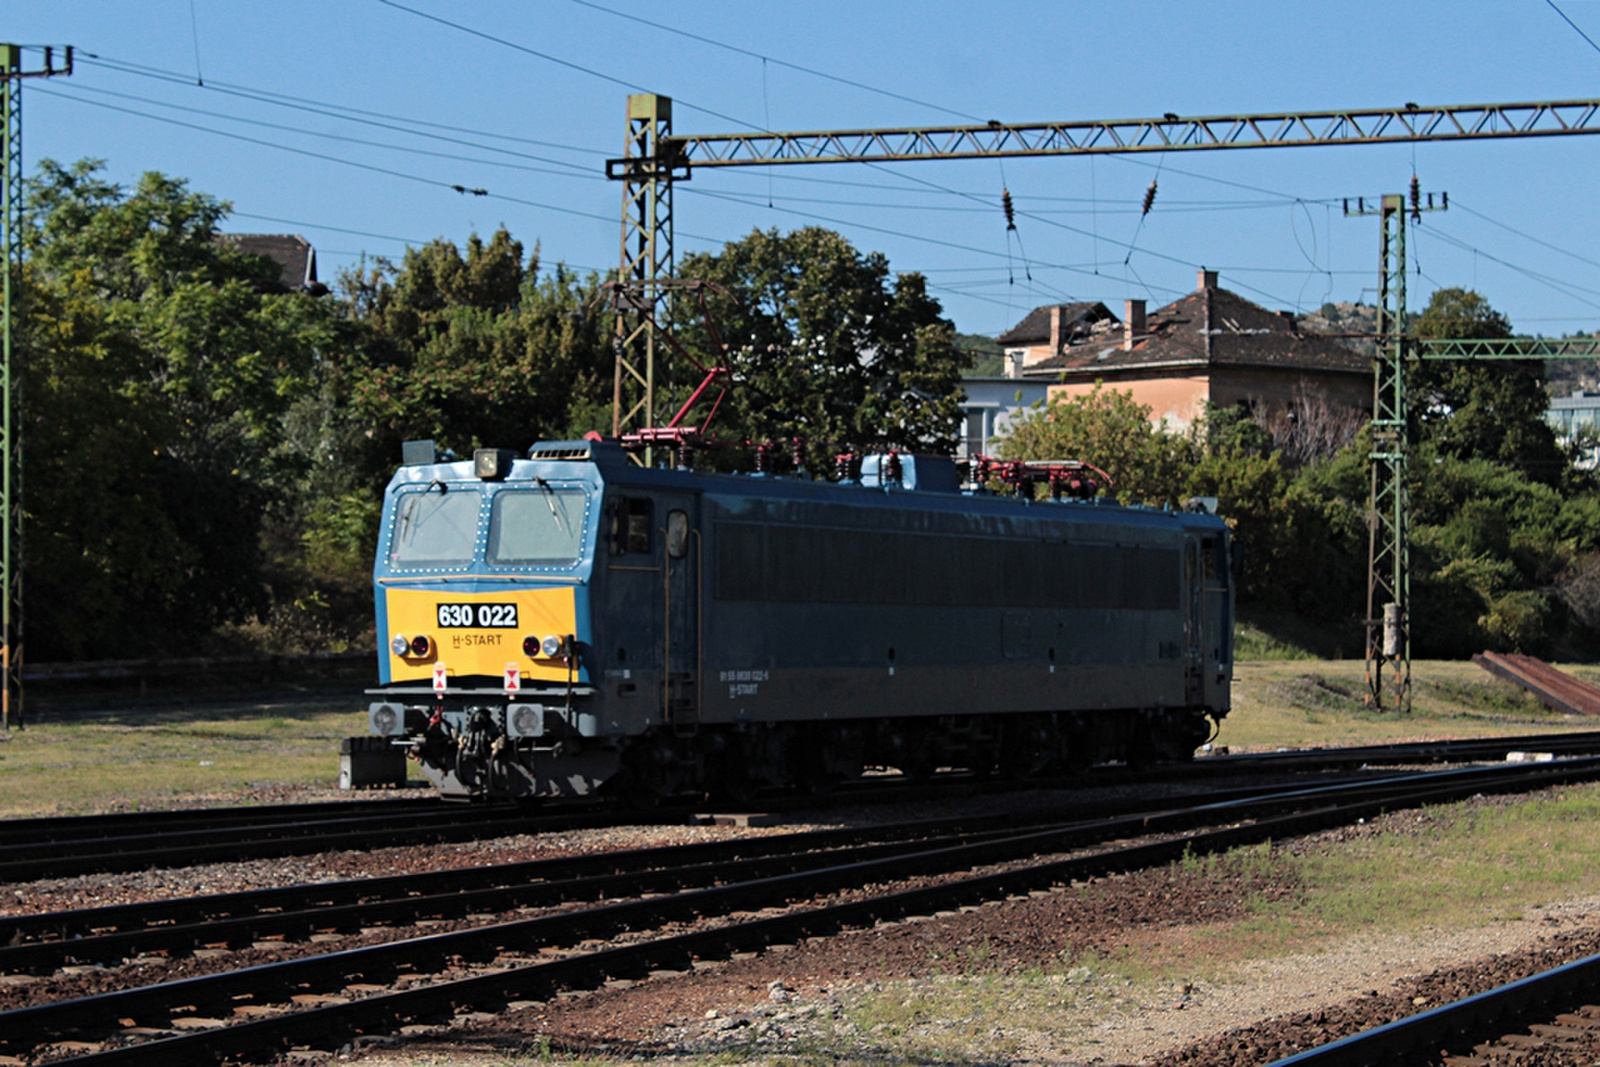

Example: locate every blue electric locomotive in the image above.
[367,438,1233,800]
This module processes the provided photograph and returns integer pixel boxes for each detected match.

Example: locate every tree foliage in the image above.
[22,160,339,659]
[337,231,612,465]
[677,228,965,464]
[1411,287,1566,484]
[999,384,1197,506]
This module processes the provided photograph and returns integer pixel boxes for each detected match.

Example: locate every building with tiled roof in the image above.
[995,301,1119,377]
[1003,270,1371,430]
[219,233,327,294]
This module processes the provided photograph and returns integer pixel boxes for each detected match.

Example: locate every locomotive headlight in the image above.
[409,634,432,657]
[541,634,562,658]
[522,636,539,657]
[390,634,410,656]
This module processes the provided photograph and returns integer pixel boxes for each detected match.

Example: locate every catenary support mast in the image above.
[0,44,70,732]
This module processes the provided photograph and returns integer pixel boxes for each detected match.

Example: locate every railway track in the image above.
[0,771,1498,976]
[1268,950,1600,1065]
[7,729,1599,883]
[4,757,1599,1064]
[0,798,650,883]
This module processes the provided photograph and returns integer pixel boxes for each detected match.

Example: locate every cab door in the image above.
[660,495,700,727]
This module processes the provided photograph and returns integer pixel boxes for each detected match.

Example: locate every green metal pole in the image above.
[1,45,20,731]
[1362,195,1410,712]
[0,44,70,730]
[612,93,676,467]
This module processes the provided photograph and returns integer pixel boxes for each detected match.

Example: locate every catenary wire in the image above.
[374,0,760,132]
[77,53,608,159]
[32,86,628,232]
[565,0,988,124]
[54,82,601,180]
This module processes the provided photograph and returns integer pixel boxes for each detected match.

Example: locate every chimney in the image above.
[1049,305,1064,355]
[1124,299,1146,351]
[1197,268,1218,291]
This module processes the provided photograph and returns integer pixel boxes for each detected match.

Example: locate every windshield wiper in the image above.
[535,477,570,534]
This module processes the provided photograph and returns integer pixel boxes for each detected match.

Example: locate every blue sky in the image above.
[11,1,1600,338]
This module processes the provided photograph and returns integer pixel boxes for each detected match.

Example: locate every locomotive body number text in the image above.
[437,603,519,628]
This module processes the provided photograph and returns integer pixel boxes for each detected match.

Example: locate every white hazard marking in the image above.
[433,663,448,692]
[504,663,521,692]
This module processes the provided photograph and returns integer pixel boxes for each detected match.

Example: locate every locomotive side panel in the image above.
[696,491,1195,725]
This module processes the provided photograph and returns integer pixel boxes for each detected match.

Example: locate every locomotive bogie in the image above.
[368,439,1233,801]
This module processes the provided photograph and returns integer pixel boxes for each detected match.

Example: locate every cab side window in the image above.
[611,496,653,555]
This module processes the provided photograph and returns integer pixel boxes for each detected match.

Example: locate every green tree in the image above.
[21,159,342,658]
[676,228,965,465]
[999,384,1197,506]
[337,233,612,470]
[1411,287,1565,484]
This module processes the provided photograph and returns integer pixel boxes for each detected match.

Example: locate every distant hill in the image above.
[1297,304,1600,399]
[1543,332,1600,398]
[1296,301,1379,359]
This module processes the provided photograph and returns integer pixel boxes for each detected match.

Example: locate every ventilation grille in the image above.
[527,444,592,462]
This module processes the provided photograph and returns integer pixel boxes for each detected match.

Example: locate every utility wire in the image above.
[1546,0,1600,55]
[55,82,599,180]
[229,212,427,245]
[687,185,1206,300]
[78,53,608,158]
[186,0,205,86]
[34,86,625,230]
[1452,199,1600,272]
[1423,227,1600,311]
[566,0,988,123]
[375,0,759,131]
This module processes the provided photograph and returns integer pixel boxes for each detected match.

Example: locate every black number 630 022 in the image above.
[436,603,518,628]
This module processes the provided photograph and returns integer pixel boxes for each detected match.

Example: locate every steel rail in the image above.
[0,796,445,845]
[647,100,1600,170]
[1207,729,1600,770]
[7,745,1592,960]
[0,769,1478,974]
[0,803,652,883]
[9,759,1600,1064]
[1266,951,1600,1065]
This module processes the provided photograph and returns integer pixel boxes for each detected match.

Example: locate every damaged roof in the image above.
[996,301,1117,346]
[1027,285,1368,376]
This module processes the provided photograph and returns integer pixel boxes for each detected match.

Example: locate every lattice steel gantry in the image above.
[1,44,71,731]
[607,94,687,465]
[606,93,1600,676]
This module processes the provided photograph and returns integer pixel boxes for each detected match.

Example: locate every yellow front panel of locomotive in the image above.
[384,585,578,684]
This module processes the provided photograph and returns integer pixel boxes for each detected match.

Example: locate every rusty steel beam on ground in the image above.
[1473,652,1600,717]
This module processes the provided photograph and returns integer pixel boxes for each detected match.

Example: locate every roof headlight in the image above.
[474,448,515,481]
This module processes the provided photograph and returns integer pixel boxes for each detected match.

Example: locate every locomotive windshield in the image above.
[487,486,587,567]
[389,488,481,568]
